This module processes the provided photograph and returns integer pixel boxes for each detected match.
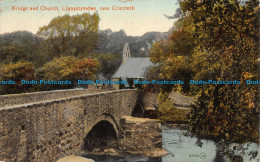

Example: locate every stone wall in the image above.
[0,90,139,162]
[142,92,159,108]
[118,116,162,154]
[0,89,109,108]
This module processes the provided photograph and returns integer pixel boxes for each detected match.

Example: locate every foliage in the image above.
[40,56,100,90]
[0,13,174,94]
[72,58,100,81]
[144,64,162,81]
[189,81,259,143]
[94,29,170,57]
[0,31,46,67]
[37,13,99,57]
[148,0,259,143]
[148,24,195,93]
[42,56,78,81]
[184,0,259,143]
[0,61,35,94]
[92,53,121,79]
[157,92,188,123]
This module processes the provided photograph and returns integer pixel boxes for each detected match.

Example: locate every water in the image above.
[82,125,259,162]
[162,125,258,162]
[82,154,162,162]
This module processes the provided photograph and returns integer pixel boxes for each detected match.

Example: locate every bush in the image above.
[72,58,100,81]
[188,81,259,143]
[157,92,188,123]
[0,61,35,94]
[40,56,100,90]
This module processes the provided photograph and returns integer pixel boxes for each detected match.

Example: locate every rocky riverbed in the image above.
[56,123,259,162]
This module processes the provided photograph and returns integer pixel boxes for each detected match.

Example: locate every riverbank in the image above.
[57,124,259,162]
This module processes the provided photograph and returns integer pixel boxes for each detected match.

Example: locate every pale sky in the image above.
[0,0,178,36]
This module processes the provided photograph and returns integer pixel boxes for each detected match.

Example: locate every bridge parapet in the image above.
[0,89,110,108]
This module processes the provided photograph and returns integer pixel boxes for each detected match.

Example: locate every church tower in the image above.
[122,43,131,63]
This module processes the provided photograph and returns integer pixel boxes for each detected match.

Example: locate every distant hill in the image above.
[0,28,174,65]
[0,31,38,43]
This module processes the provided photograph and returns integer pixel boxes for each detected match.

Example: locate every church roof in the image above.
[113,57,153,79]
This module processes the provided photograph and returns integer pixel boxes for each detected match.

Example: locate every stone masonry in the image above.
[0,90,139,161]
[118,116,162,154]
[0,89,109,108]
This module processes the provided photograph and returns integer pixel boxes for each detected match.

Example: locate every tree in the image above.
[148,18,196,93]
[37,13,99,57]
[40,56,77,90]
[0,31,46,67]
[93,53,121,79]
[72,58,100,81]
[40,56,100,90]
[42,56,77,80]
[0,61,35,94]
[106,29,129,54]
[183,0,259,143]
[147,0,259,143]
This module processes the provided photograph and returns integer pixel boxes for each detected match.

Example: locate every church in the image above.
[112,43,154,89]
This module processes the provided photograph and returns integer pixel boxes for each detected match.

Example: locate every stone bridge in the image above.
[0,89,163,161]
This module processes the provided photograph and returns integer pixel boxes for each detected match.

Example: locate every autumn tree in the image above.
[72,58,100,81]
[145,14,197,122]
[40,56,100,90]
[37,13,99,57]
[0,61,35,94]
[182,0,259,142]
[42,56,77,80]
[148,16,196,93]
[147,0,259,143]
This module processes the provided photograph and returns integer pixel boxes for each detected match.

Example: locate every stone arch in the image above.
[131,101,144,117]
[88,113,119,135]
[82,113,119,152]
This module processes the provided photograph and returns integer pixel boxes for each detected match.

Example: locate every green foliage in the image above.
[0,61,35,94]
[148,27,195,93]
[92,53,121,79]
[157,92,174,122]
[40,56,100,90]
[184,0,259,143]
[95,29,169,57]
[189,82,259,143]
[0,31,46,67]
[149,40,169,63]
[42,56,78,81]
[37,13,99,57]
[157,92,188,123]
[148,0,259,143]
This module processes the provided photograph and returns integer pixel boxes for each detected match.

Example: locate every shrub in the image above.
[0,61,35,94]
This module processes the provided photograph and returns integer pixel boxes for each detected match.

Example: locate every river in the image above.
[82,125,259,162]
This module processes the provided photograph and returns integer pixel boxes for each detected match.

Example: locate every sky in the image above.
[0,0,179,36]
